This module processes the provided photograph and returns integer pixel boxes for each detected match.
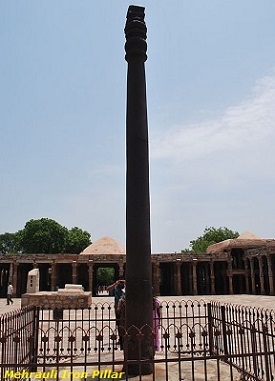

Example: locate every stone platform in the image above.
[21,290,92,309]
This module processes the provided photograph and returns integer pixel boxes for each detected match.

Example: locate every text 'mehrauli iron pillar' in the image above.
[125,5,153,375]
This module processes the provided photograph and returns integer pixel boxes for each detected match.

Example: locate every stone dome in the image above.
[80,236,125,255]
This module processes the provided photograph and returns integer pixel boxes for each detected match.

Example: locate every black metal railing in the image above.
[208,302,275,381]
[0,300,274,381]
[0,306,39,380]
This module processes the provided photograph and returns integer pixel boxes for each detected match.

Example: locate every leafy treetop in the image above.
[0,218,92,254]
[187,226,239,253]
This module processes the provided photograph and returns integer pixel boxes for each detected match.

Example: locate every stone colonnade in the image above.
[1,251,275,297]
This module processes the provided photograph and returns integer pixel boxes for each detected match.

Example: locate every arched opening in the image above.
[77,264,89,291]
[17,263,33,296]
[231,248,245,269]
[55,264,72,289]
[159,263,174,296]
[214,262,228,294]
[93,264,117,296]
[233,274,246,294]
[197,263,210,295]
[181,263,192,295]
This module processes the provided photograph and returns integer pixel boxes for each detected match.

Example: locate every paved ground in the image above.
[1,293,275,314]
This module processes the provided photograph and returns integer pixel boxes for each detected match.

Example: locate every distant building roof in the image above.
[207,231,275,254]
[80,236,125,255]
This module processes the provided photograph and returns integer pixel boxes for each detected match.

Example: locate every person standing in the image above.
[107,278,125,313]
[107,278,126,346]
[7,282,14,305]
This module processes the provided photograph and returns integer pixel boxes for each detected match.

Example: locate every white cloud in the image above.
[149,71,275,251]
[151,72,275,162]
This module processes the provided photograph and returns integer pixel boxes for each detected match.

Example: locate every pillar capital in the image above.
[125,6,147,62]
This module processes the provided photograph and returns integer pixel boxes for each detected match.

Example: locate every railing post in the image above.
[221,306,228,359]
[207,303,214,355]
[262,322,271,381]
[30,306,40,372]
[251,322,259,378]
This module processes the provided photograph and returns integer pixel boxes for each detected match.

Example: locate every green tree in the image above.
[64,227,91,254]
[96,267,115,285]
[188,226,239,253]
[0,232,21,254]
[21,218,68,254]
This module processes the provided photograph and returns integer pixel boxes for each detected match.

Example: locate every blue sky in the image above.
[1,1,275,252]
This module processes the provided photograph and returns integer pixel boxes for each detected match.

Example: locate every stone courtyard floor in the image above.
[1,293,275,313]
[1,294,274,381]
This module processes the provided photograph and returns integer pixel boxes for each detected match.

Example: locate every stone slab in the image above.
[21,291,92,308]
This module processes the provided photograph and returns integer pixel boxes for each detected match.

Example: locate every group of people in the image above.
[107,278,161,351]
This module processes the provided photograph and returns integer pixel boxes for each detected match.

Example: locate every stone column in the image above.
[118,262,124,277]
[210,261,216,295]
[258,256,265,295]
[72,262,77,284]
[50,262,57,291]
[152,262,160,296]
[11,262,18,296]
[227,260,233,294]
[192,261,198,295]
[244,259,250,293]
[174,262,182,296]
[249,258,256,294]
[267,256,274,295]
[88,262,94,292]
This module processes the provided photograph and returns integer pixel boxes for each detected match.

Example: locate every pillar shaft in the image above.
[267,256,274,295]
[249,258,256,294]
[125,6,153,375]
[227,260,233,294]
[11,262,18,296]
[72,262,77,284]
[118,262,124,277]
[174,262,182,296]
[50,263,57,291]
[192,262,198,295]
[210,262,216,295]
[258,257,265,295]
[152,262,160,296]
[88,263,94,292]
[244,259,250,293]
